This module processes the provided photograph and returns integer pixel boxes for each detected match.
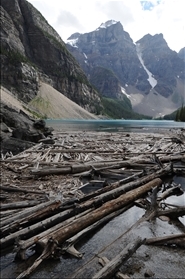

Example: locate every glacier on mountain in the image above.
[136,43,157,89]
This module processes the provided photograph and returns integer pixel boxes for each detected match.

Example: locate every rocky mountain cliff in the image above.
[67,20,150,98]
[66,20,185,117]
[0,0,102,115]
[136,34,184,97]
[178,47,185,60]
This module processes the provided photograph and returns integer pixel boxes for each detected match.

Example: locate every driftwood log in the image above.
[92,237,145,279]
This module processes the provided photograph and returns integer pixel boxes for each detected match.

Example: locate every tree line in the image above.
[175,105,185,122]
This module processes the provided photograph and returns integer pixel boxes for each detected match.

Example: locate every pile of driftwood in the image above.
[0,129,185,278]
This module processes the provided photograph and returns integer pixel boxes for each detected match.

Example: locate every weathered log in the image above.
[0,200,40,210]
[0,208,75,250]
[145,233,185,246]
[30,159,157,177]
[92,237,145,279]
[3,171,163,249]
[15,208,93,260]
[1,200,62,228]
[0,208,23,219]
[0,185,45,195]
[157,185,184,201]
[79,166,169,209]
[156,206,185,219]
[159,153,185,163]
[16,238,58,279]
[16,179,162,278]
[98,256,130,279]
[2,150,181,165]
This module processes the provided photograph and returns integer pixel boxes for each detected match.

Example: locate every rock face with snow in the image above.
[136,34,184,98]
[66,20,151,99]
[66,21,185,117]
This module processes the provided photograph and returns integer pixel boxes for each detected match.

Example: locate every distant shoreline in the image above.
[46,119,185,134]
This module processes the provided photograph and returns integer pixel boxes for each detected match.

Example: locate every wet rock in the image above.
[0,131,11,141]
[1,104,33,129]
[38,138,55,144]
[33,120,54,137]
[0,122,11,133]
[1,137,35,155]
[12,127,44,143]
[33,119,46,129]
[42,126,54,137]
[144,269,155,277]
[0,104,54,155]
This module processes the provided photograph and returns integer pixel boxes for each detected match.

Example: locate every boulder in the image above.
[0,122,12,133]
[12,127,44,143]
[1,137,35,156]
[33,119,46,129]
[0,104,54,156]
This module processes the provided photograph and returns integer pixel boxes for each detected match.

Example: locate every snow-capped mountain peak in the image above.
[96,20,118,31]
[66,37,79,48]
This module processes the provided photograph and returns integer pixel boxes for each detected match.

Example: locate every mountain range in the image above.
[1,0,185,119]
[66,20,185,118]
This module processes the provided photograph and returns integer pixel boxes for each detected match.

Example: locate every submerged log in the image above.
[92,237,145,279]
[79,166,169,209]
[61,204,132,258]
[98,256,130,279]
[145,233,185,246]
[156,206,185,219]
[157,185,184,201]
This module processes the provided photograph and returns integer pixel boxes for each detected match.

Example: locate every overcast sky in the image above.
[27,0,185,52]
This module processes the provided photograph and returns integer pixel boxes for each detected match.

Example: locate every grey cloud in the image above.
[56,10,83,29]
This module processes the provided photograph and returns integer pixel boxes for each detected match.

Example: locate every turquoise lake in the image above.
[46,119,185,132]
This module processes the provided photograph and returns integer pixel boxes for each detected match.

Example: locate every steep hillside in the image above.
[0,0,102,116]
[1,84,99,120]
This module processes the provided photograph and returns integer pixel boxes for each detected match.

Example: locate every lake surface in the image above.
[46,119,185,132]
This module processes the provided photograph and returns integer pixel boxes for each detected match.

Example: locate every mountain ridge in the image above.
[66,20,185,118]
